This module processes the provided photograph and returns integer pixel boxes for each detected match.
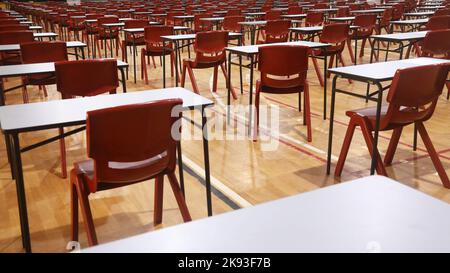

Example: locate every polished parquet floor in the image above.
[1,18,449,253]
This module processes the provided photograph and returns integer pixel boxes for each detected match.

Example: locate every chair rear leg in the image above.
[167,172,192,222]
[359,118,388,176]
[75,176,98,246]
[70,171,79,242]
[220,63,237,99]
[346,39,356,64]
[212,65,218,93]
[186,65,200,94]
[384,127,403,166]
[303,83,312,142]
[154,175,164,225]
[334,119,357,177]
[59,127,67,179]
[416,122,450,188]
[311,57,324,87]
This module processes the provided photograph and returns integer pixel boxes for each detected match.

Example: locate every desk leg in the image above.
[163,46,166,88]
[385,42,390,62]
[11,133,32,253]
[366,39,376,103]
[323,55,327,120]
[354,38,358,65]
[0,78,5,106]
[119,68,127,93]
[413,122,418,151]
[175,42,179,87]
[248,55,254,136]
[177,142,185,196]
[227,51,232,124]
[251,26,256,45]
[201,107,212,216]
[81,46,85,59]
[370,82,384,175]
[4,133,14,179]
[327,76,339,175]
[132,34,137,84]
[399,41,404,60]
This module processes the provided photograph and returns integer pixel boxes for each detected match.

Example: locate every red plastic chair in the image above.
[254,45,311,141]
[334,63,450,189]
[20,41,68,103]
[348,14,377,61]
[433,8,450,16]
[288,6,302,14]
[305,12,324,26]
[55,59,119,178]
[257,19,291,44]
[336,7,350,17]
[418,30,450,99]
[0,19,21,25]
[391,3,405,21]
[141,26,178,85]
[226,9,241,16]
[166,11,184,26]
[376,8,393,35]
[94,16,122,58]
[121,19,148,62]
[181,31,237,99]
[425,15,450,30]
[194,13,213,32]
[0,24,28,32]
[265,10,282,20]
[314,3,328,9]
[223,15,245,44]
[311,23,351,87]
[70,99,191,246]
[0,30,34,65]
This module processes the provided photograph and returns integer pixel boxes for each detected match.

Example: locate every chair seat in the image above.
[183,58,224,69]
[256,79,306,94]
[25,72,56,86]
[346,104,418,129]
[74,159,144,193]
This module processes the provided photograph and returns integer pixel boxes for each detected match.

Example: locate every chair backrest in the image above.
[258,45,309,91]
[354,14,377,28]
[264,20,291,43]
[288,6,302,14]
[382,63,450,127]
[86,99,183,187]
[305,12,324,26]
[434,8,450,16]
[55,59,119,98]
[265,10,282,20]
[379,8,393,26]
[20,41,68,64]
[392,3,405,20]
[349,3,362,11]
[426,15,450,30]
[420,29,450,57]
[0,30,34,44]
[124,19,148,29]
[0,24,28,32]
[336,7,350,17]
[320,23,350,44]
[222,15,244,32]
[0,19,21,25]
[314,3,328,9]
[144,25,173,44]
[194,30,228,64]
[226,9,241,16]
[96,15,119,26]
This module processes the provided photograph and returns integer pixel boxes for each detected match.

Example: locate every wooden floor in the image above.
[1,21,450,253]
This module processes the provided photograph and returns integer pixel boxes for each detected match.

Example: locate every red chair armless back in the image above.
[20,41,68,63]
[194,30,228,64]
[264,19,291,43]
[0,30,34,44]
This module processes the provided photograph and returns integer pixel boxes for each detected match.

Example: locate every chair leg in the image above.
[186,65,200,94]
[311,57,324,87]
[220,63,237,99]
[303,82,312,142]
[59,127,67,179]
[212,66,218,93]
[153,175,164,225]
[42,85,48,97]
[21,78,29,104]
[70,171,79,242]
[359,38,367,58]
[359,117,388,176]
[74,175,98,246]
[167,172,192,222]
[181,63,187,88]
[384,127,403,166]
[346,39,356,64]
[253,84,261,141]
[334,119,357,177]
[95,37,102,58]
[416,122,450,188]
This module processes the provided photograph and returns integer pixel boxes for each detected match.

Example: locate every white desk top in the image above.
[123,25,189,33]
[33,32,58,38]
[329,57,450,82]
[0,87,212,132]
[0,41,87,51]
[371,31,428,41]
[391,18,429,25]
[161,32,242,41]
[281,14,307,18]
[0,60,127,78]
[226,40,329,55]
[351,9,385,13]
[82,176,450,253]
